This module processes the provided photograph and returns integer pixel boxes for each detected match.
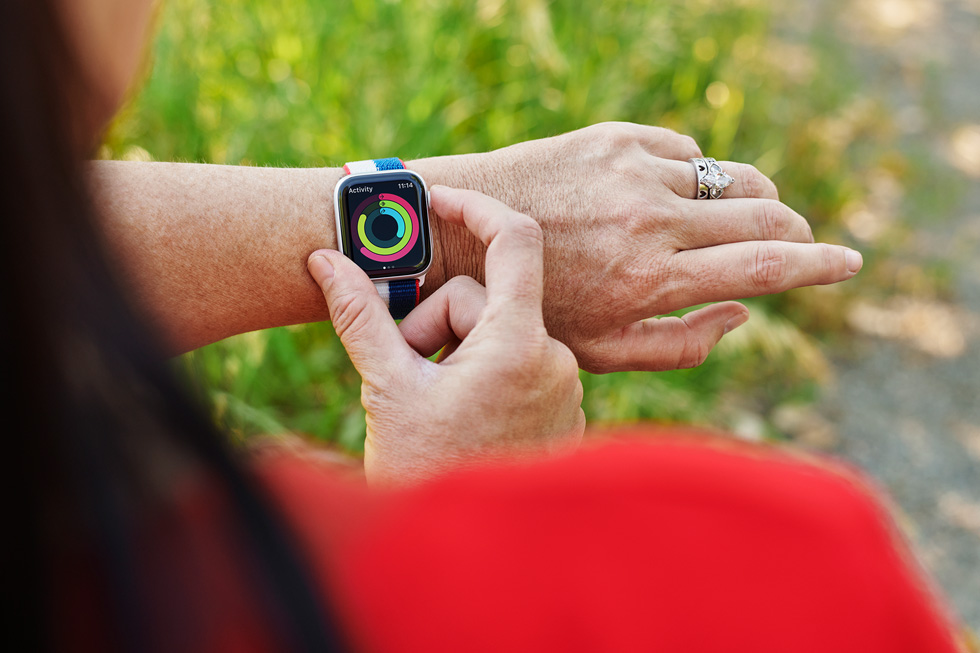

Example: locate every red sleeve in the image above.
[259,435,962,653]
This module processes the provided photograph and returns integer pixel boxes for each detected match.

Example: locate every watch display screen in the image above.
[338,173,431,278]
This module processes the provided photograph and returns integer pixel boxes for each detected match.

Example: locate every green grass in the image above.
[104,0,927,450]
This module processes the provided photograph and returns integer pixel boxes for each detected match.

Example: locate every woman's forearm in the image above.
[90,126,860,373]
[88,158,484,355]
[90,161,344,354]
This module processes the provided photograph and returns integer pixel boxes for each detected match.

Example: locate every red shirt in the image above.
[258,433,962,653]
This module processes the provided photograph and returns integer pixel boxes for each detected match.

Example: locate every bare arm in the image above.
[91,123,861,369]
[90,159,479,354]
[91,162,339,352]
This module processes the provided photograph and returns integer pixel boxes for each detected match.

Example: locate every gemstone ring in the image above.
[689,157,735,199]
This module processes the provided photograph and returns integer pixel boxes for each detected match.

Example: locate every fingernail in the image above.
[845,248,863,274]
[307,254,334,286]
[724,312,749,334]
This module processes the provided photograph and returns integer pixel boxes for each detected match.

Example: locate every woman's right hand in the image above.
[307,187,585,486]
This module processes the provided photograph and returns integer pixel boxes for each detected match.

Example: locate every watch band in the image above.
[375,278,421,320]
[342,157,419,319]
[343,157,406,175]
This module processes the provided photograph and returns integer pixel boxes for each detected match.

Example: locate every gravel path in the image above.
[807,0,980,630]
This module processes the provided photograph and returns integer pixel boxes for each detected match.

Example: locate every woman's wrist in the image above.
[408,153,504,296]
[324,153,503,303]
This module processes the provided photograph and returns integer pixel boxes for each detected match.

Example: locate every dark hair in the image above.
[1,2,340,650]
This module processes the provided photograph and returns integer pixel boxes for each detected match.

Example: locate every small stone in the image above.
[703,171,734,189]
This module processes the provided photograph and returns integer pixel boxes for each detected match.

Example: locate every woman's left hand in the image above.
[411,122,862,374]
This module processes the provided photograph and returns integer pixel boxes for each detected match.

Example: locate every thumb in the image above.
[307,249,415,377]
[585,302,749,373]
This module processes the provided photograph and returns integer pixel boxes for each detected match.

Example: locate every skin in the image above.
[416,126,863,373]
[91,139,860,373]
[56,0,158,135]
[309,187,585,485]
[67,0,862,482]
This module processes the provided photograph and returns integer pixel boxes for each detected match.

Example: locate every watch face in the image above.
[336,172,431,279]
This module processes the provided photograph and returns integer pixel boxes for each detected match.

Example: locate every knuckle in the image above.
[329,289,374,340]
[498,333,555,385]
[446,274,480,291]
[446,274,484,306]
[741,169,764,198]
[647,261,685,309]
[608,157,649,191]
[576,348,611,375]
[597,121,635,148]
[740,165,778,199]
[762,176,780,201]
[756,200,787,241]
[819,243,843,275]
[678,133,701,156]
[665,165,697,200]
[507,214,544,246]
[789,212,815,244]
[647,125,674,142]
[748,243,790,292]
[632,125,701,157]
[575,339,622,375]
[676,335,712,370]
[619,196,655,234]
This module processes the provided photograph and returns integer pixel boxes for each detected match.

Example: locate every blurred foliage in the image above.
[104,0,942,449]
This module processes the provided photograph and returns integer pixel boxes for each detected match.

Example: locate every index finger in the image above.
[430,186,544,327]
[664,241,863,311]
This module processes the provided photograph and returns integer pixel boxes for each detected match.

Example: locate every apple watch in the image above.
[333,158,433,319]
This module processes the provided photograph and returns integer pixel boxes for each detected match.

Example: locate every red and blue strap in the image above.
[343,158,419,319]
[376,278,421,320]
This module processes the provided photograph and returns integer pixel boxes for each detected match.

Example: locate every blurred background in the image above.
[103,0,979,632]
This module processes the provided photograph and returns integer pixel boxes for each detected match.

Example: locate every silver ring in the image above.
[689,157,734,199]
